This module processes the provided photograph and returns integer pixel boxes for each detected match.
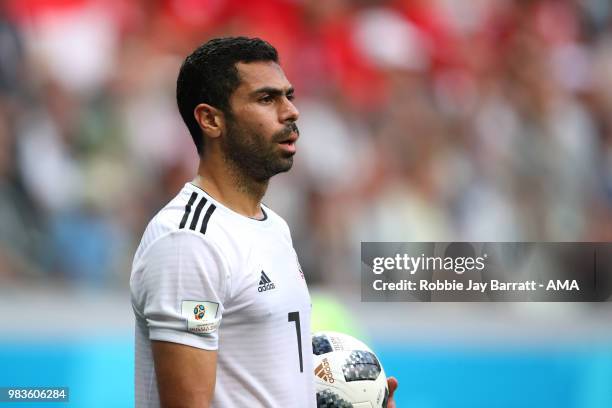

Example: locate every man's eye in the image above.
[287,94,295,101]
[259,95,273,103]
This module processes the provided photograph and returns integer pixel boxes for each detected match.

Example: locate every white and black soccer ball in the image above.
[312,331,389,408]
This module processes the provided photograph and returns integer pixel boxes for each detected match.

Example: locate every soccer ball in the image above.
[312,331,389,408]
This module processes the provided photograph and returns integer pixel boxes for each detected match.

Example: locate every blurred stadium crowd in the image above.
[1,0,612,287]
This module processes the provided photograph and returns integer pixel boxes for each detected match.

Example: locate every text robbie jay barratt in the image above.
[373,279,580,292]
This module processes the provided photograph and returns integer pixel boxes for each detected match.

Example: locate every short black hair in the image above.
[176,36,279,155]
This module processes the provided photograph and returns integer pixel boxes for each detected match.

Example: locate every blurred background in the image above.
[1,0,612,406]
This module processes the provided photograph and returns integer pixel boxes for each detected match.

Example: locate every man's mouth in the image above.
[278,132,299,145]
[277,131,298,154]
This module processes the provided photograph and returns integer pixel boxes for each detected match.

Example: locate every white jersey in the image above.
[130,182,315,407]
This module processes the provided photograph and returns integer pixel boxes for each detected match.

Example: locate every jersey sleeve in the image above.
[134,230,229,350]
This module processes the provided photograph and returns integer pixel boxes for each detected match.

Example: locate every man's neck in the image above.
[194,156,269,220]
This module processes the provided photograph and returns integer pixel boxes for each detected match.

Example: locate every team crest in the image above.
[295,254,305,280]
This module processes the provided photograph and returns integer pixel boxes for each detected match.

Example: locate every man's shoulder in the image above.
[261,204,292,238]
[136,186,293,260]
[260,202,287,223]
[145,188,197,236]
[152,184,223,236]
[134,186,221,259]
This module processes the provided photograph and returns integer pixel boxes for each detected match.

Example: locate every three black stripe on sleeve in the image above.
[179,192,197,229]
[179,192,216,234]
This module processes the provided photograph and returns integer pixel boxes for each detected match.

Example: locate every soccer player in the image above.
[130,37,397,407]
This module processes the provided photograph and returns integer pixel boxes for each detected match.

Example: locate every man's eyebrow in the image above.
[250,86,294,97]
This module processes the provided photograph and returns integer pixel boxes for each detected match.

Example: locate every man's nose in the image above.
[280,98,299,123]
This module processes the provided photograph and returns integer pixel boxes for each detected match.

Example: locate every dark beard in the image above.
[222,119,299,184]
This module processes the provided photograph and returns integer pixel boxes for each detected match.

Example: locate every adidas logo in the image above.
[258,271,276,292]
[315,358,335,383]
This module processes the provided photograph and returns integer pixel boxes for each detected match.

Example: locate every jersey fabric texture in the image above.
[130,183,315,407]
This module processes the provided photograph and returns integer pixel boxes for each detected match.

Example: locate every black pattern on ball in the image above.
[312,335,333,355]
[316,389,353,408]
[342,350,382,382]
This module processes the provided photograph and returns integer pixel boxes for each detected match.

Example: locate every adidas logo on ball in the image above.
[315,358,334,383]
[313,331,389,408]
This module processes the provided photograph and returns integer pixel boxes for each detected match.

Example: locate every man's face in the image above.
[222,61,300,182]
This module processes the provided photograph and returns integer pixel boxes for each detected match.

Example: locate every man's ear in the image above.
[194,103,225,139]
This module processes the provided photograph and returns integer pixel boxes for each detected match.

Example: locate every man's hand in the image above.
[387,376,399,408]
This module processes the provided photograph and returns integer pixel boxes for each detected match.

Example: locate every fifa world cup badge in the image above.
[181,300,221,334]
